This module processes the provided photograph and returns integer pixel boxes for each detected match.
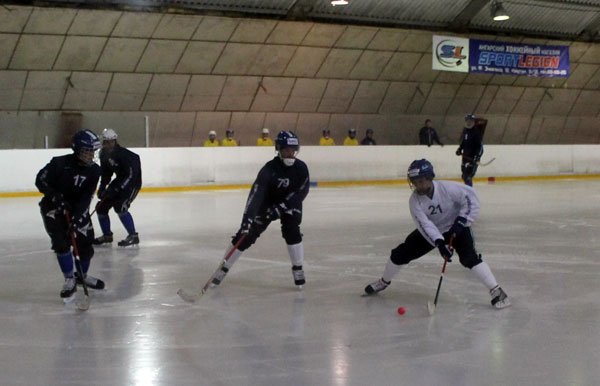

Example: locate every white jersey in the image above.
[409,180,480,246]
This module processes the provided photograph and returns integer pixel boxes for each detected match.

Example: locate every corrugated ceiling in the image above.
[11,0,600,41]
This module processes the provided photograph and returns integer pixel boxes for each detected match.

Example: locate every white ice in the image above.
[0,180,599,386]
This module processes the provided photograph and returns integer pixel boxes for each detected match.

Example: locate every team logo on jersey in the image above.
[432,35,469,73]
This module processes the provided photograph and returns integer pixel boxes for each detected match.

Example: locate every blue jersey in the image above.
[243,157,310,221]
[36,154,100,218]
[458,127,483,160]
[99,145,142,192]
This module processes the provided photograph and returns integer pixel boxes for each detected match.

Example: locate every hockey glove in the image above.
[435,239,454,263]
[455,147,462,156]
[69,213,90,235]
[449,216,468,238]
[269,202,290,220]
[51,193,71,213]
[97,185,106,199]
[240,218,253,234]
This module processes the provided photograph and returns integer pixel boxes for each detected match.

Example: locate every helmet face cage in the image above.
[72,130,101,165]
[407,159,435,189]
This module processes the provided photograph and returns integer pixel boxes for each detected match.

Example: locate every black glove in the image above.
[449,216,468,238]
[69,213,89,235]
[97,185,106,199]
[102,186,120,200]
[455,147,462,156]
[240,218,253,234]
[435,239,454,262]
[51,193,71,213]
[269,202,290,220]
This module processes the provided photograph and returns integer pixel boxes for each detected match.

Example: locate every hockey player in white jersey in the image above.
[364,159,510,309]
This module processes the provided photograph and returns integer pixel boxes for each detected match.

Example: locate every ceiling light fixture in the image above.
[491,1,510,21]
[331,0,349,6]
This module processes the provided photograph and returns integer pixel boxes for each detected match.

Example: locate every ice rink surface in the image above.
[0,180,599,386]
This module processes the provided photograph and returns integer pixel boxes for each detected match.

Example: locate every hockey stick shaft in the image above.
[477,157,496,167]
[177,234,247,303]
[428,237,453,315]
[65,212,90,311]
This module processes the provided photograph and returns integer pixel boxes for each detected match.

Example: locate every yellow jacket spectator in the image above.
[204,130,220,147]
[257,128,273,146]
[319,129,335,146]
[343,129,359,146]
[221,129,238,146]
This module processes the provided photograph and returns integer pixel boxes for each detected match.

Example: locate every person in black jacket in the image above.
[456,114,484,186]
[360,128,377,145]
[211,131,310,289]
[418,119,444,147]
[93,128,142,247]
[36,129,105,301]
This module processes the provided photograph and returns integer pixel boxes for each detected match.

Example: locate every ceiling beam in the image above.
[287,0,318,20]
[579,12,600,41]
[450,0,491,30]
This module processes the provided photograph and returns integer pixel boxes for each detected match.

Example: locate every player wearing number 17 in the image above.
[364,159,510,309]
[211,131,310,289]
[35,130,105,301]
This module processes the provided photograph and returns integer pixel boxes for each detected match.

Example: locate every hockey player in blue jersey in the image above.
[456,114,484,186]
[211,131,310,288]
[36,130,105,300]
[364,159,510,309]
[93,128,142,247]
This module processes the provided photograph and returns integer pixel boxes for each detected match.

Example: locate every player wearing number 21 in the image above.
[364,159,510,309]
[211,131,310,289]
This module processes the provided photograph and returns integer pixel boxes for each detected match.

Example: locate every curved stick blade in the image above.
[427,301,436,316]
[177,288,201,303]
[76,295,90,311]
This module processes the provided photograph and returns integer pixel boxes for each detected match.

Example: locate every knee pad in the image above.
[281,223,302,245]
[390,244,411,265]
[459,252,481,269]
[117,209,129,217]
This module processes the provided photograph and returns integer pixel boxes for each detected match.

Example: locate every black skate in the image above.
[292,265,305,287]
[118,233,139,247]
[364,278,390,295]
[60,277,77,299]
[490,286,511,309]
[93,233,113,245]
[75,272,105,290]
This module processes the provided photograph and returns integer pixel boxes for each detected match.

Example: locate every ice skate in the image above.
[490,285,511,309]
[75,272,105,290]
[118,233,139,247]
[60,277,77,300]
[364,278,390,295]
[211,265,229,286]
[292,265,305,288]
[93,233,113,245]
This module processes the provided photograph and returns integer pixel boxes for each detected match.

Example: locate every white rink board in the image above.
[2,145,600,192]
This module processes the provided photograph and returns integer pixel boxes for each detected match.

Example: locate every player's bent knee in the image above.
[390,245,412,265]
[459,253,481,268]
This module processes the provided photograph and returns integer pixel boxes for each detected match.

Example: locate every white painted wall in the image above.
[2,145,600,192]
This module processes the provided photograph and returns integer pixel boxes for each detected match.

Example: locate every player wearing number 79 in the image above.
[211,131,310,289]
[364,159,510,309]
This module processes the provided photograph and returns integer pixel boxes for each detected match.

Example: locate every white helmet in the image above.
[209,130,217,136]
[262,128,269,134]
[102,128,118,141]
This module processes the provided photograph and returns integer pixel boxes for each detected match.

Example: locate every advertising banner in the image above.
[469,39,569,77]
[432,35,570,77]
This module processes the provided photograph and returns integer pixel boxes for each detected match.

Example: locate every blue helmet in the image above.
[275,131,300,151]
[72,129,101,153]
[407,159,435,181]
